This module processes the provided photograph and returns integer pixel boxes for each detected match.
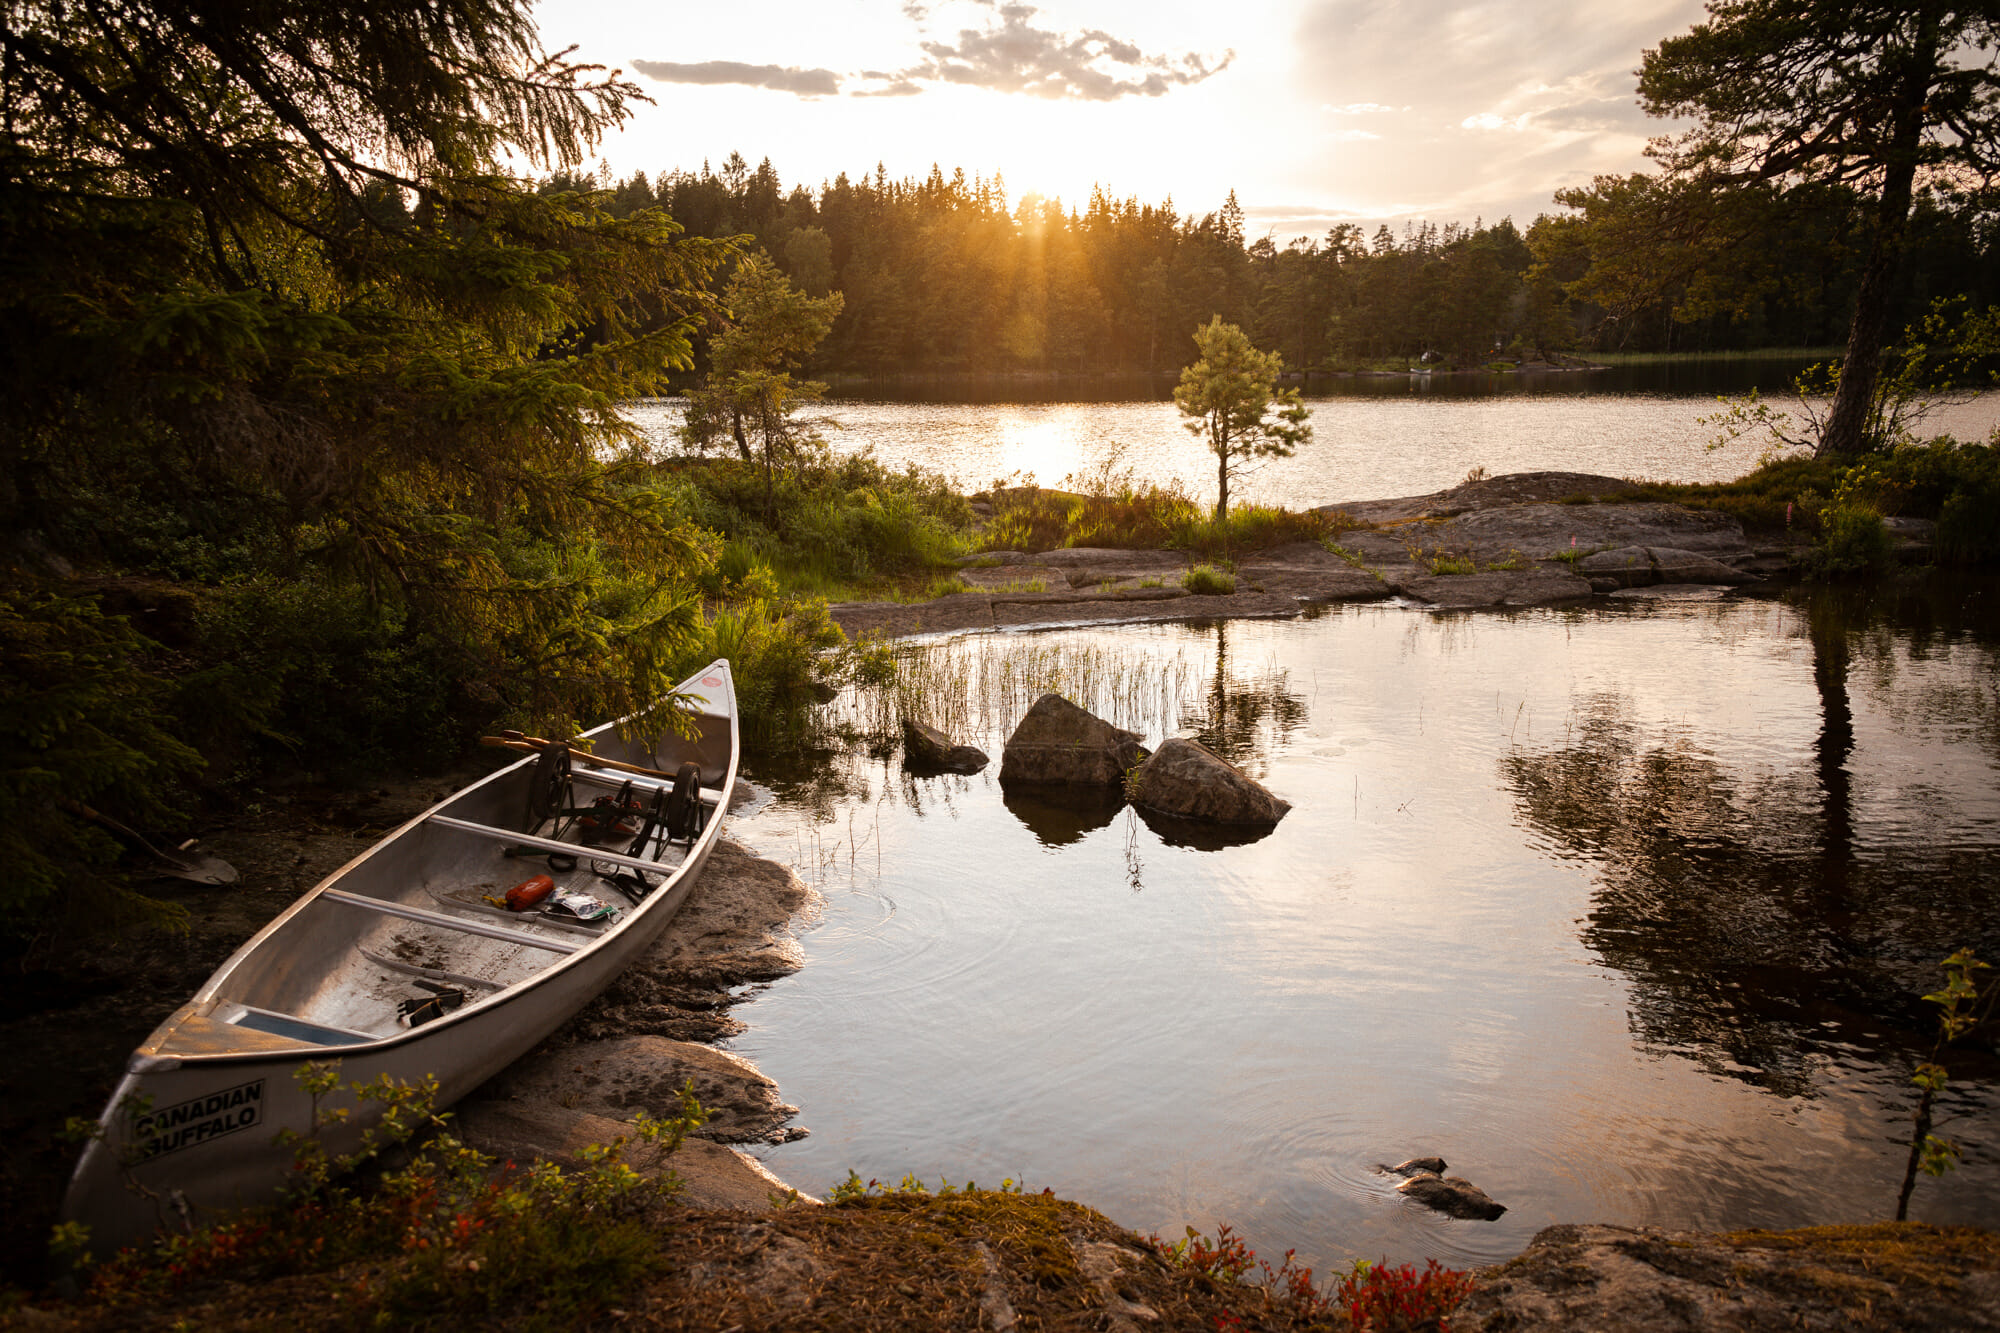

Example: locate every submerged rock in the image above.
[1379,1156,1508,1220]
[999,694,1150,788]
[901,717,989,774]
[1381,1156,1449,1177]
[1126,737,1290,825]
[1397,1172,1508,1221]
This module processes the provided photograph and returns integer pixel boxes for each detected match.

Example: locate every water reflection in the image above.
[731,583,2000,1274]
[1502,580,2000,1102]
[1002,787,1125,848]
[1178,622,1310,774]
[1133,805,1282,851]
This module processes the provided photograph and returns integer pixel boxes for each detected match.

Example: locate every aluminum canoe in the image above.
[61,661,740,1256]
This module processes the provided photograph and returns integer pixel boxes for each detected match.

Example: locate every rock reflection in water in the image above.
[1002,787,1126,848]
[1132,805,1282,850]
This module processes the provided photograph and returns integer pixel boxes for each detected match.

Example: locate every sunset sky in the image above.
[536,0,1707,240]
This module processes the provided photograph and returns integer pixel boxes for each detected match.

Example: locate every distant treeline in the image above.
[552,154,2000,375]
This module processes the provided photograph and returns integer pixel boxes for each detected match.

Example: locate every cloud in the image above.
[853,75,926,97]
[632,2,1232,105]
[1281,0,1705,221]
[629,59,841,97]
[910,3,1233,101]
[1531,94,1655,133]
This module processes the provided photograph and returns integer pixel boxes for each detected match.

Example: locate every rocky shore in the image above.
[12,472,1981,1329]
[827,470,1834,641]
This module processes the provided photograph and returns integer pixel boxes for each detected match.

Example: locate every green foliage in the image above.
[666,451,969,594]
[679,253,845,516]
[1705,301,2000,458]
[0,0,738,928]
[0,586,201,931]
[1806,503,1895,578]
[1174,318,1312,522]
[978,456,1340,557]
[671,595,848,746]
[1181,564,1237,595]
[826,1171,1034,1203]
[1891,438,2000,565]
[1803,461,1897,577]
[1639,3,2000,454]
[71,1064,707,1325]
[1896,951,1997,1220]
[177,577,464,775]
[1402,533,1481,575]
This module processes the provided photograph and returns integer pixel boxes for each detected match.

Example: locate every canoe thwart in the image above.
[424,814,690,880]
[566,766,724,807]
[319,887,580,955]
[423,887,609,938]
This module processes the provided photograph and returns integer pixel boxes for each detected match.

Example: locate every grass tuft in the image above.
[1181,564,1237,595]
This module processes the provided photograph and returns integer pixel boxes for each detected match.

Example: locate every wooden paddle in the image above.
[61,801,239,885]
[479,731,679,782]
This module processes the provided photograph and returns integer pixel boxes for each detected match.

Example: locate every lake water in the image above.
[625,363,2000,510]
[721,577,2000,1274]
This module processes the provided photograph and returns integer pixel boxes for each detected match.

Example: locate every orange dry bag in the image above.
[493,874,555,911]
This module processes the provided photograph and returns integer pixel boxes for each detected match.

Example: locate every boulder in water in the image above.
[999,694,1149,788]
[1380,1156,1508,1220]
[1380,1156,1449,1177]
[901,717,988,774]
[1125,737,1290,825]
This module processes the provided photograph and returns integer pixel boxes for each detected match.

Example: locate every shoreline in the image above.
[13,472,1985,1327]
[826,469,1823,642]
[811,359,1609,400]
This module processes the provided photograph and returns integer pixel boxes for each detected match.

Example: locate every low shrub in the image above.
[1801,461,1899,578]
[670,595,849,745]
[664,451,971,596]
[1616,456,1841,534]
[1155,1223,1476,1328]
[65,1063,707,1326]
[1182,564,1237,595]
[1886,437,2000,565]
[980,465,1346,558]
[0,584,202,932]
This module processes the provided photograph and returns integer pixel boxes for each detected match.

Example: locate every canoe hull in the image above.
[63,663,738,1256]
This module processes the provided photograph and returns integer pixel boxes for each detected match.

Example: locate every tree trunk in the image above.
[1897,1082,1936,1221]
[1214,421,1230,523]
[1816,34,1933,458]
[730,405,752,462]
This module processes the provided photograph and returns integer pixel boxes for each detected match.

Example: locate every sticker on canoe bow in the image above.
[128,1079,265,1160]
[700,676,722,687]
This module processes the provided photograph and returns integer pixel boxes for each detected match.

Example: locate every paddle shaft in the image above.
[479,733,680,782]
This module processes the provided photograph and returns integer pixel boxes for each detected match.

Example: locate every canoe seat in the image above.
[213,1001,377,1046]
